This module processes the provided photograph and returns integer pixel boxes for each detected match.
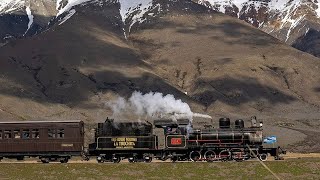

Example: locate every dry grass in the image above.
[0,158,319,180]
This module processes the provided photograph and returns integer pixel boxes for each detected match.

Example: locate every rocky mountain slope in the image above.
[2,0,320,57]
[195,0,320,57]
[0,0,320,151]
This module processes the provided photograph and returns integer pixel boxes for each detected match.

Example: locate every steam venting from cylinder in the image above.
[106,91,212,125]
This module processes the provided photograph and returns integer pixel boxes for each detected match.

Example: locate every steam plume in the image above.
[106,91,212,121]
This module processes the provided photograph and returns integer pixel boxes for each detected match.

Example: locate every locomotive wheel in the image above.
[160,153,169,161]
[112,156,121,163]
[232,150,245,162]
[40,158,49,163]
[60,158,69,163]
[171,156,178,162]
[250,150,259,158]
[97,156,105,163]
[219,150,231,161]
[50,157,57,161]
[189,151,201,162]
[17,156,24,161]
[144,156,152,163]
[97,159,104,163]
[128,156,136,163]
[81,152,90,161]
[204,150,216,162]
[82,155,90,161]
[258,153,267,161]
[243,152,251,160]
[160,156,168,161]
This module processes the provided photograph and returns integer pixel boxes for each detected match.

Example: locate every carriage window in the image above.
[32,129,39,139]
[0,130,2,139]
[14,130,21,139]
[48,129,56,138]
[4,130,11,139]
[57,129,64,138]
[22,129,30,139]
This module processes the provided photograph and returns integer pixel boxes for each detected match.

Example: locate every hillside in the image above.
[0,0,320,152]
[195,0,320,58]
[3,0,320,57]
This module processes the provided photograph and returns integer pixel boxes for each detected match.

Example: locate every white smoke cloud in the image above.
[106,91,212,122]
[193,113,213,119]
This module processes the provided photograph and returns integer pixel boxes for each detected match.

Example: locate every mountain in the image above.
[2,0,320,58]
[0,0,177,44]
[0,0,320,152]
[0,0,55,46]
[195,0,320,58]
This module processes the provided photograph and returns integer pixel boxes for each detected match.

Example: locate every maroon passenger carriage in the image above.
[0,120,84,163]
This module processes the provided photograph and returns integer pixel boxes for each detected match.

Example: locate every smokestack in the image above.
[251,116,257,127]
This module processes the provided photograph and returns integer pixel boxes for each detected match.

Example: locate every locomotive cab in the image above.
[154,119,189,152]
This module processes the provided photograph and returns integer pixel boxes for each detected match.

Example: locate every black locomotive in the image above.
[88,117,286,163]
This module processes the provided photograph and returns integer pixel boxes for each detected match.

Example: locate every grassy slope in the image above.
[0,159,320,179]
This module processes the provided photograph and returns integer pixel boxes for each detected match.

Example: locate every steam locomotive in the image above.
[0,117,285,163]
[88,117,286,163]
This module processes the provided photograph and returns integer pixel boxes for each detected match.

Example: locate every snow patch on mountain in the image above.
[285,14,305,42]
[199,0,247,16]
[56,0,92,17]
[232,0,248,13]
[119,0,152,24]
[268,0,287,12]
[56,0,63,10]
[199,0,229,14]
[196,0,320,44]
[59,9,76,25]
[0,0,16,11]
[277,0,301,27]
[0,0,25,14]
[24,5,33,36]
[119,0,162,33]
[314,1,320,18]
[245,1,263,13]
